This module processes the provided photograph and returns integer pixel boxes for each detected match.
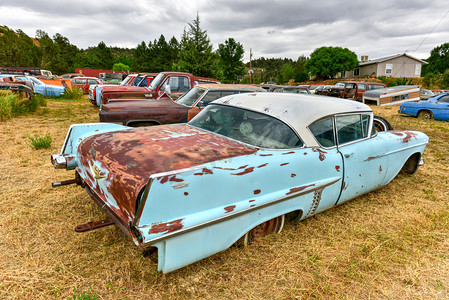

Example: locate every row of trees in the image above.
[2,18,449,85]
[0,15,246,83]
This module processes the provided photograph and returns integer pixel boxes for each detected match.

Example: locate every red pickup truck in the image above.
[100,71,220,105]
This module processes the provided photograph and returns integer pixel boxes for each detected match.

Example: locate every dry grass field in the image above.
[0,96,448,299]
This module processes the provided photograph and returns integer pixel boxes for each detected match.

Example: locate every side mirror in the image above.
[165,85,171,95]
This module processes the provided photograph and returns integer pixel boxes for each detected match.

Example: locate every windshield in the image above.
[120,76,133,86]
[148,73,165,90]
[176,86,204,107]
[27,76,44,85]
[189,104,303,149]
[335,82,345,88]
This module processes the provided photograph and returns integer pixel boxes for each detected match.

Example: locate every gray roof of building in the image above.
[359,53,427,66]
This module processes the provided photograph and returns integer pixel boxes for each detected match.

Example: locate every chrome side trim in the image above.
[139,177,341,248]
[362,141,428,161]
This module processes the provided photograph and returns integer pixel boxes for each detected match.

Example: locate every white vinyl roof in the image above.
[212,92,373,147]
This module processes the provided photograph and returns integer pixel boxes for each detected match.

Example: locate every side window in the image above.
[309,117,336,147]
[167,76,190,93]
[439,95,449,103]
[87,79,97,85]
[75,78,84,84]
[336,115,364,145]
[200,91,223,106]
[386,64,393,75]
[200,91,240,106]
[358,83,367,91]
[361,115,370,138]
[346,83,356,89]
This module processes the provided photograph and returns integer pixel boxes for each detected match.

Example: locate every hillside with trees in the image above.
[1,21,449,87]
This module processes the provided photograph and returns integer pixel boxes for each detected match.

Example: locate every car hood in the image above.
[76,124,257,223]
[102,98,183,111]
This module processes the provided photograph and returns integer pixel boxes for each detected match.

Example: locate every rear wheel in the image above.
[241,215,285,246]
[418,110,433,120]
[373,115,393,132]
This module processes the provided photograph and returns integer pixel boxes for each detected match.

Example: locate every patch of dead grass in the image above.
[0,97,448,299]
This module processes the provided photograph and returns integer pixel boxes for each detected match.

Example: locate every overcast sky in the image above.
[1,0,449,63]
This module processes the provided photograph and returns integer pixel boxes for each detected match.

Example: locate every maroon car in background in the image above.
[71,77,105,93]
[340,81,386,101]
[99,71,220,105]
[99,84,264,127]
[89,73,157,105]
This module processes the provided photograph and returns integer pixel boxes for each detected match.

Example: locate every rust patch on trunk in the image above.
[194,168,214,176]
[249,199,255,202]
[77,124,257,225]
[224,205,236,213]
[257,163,268,168]
[254,189,261,195]
[335,165,340,172]
[286,184,315,196]
[280,163,289,166]
[148,219,184,234]
[260,154,273,157]
[291,174,296,177]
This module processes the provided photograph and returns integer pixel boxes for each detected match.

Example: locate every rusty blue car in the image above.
[51,93,429,273]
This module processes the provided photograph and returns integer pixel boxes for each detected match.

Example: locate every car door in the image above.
[432,95,449,120]
[356,83,367,100]
[307,117,345,214]
[334,114,390,204]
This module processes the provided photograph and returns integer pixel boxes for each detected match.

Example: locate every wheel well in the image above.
[401,152,421,174]
[417,109,432,116]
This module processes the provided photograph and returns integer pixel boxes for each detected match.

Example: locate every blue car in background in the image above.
[22,76,66,97]
[399,93,449,121]
[1,74,65,97]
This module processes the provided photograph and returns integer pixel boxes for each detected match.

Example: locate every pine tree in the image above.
[217,38,245,83]
[173,13,218,78]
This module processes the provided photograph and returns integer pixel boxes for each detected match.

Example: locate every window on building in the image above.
[354,68,360,76]
[415,64,421,76]
[386,64,393,75]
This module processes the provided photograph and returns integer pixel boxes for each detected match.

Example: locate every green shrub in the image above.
[60,87,84,100]
[0,92,46,120]
[70,288,98,300]
[28,133,52,149]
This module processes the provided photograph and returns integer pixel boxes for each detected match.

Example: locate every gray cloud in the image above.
[1,0,448,62]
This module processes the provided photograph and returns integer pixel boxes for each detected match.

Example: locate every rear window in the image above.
[190,104,303,149]
[309,117,336,147]
[369,84,385,90]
